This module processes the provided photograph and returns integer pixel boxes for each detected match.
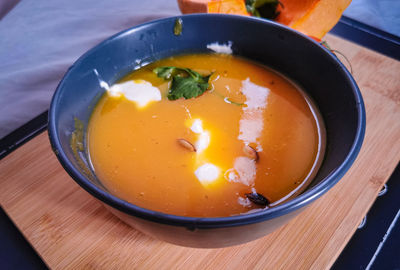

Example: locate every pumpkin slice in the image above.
[283,0,351,39]
[178,0,208,14]
[208,0,249,15]
[177,0,351,39]
[178,0,249,16]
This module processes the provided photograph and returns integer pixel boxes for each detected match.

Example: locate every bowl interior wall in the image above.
[53,15,361,199]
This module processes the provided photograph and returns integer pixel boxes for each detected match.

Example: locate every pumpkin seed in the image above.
[177,138,196,152]
[245,192,269,206]
[243,145,259,161]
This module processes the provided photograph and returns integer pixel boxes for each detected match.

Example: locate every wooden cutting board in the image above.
[1,34,399,270]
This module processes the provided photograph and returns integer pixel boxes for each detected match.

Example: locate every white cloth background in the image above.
[0,0,180,138]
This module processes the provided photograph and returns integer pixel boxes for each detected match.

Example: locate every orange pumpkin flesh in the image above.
[177,0,351,39]
[207,0,249,16]
[285,0,351,38]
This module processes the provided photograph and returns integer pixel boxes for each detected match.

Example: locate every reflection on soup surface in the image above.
[88,54,325,217]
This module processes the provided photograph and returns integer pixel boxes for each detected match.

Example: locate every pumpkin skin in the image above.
[177,0,351,39]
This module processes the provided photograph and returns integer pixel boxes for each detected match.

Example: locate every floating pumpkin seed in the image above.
[245,192,269,206]
[243,145,259,161]
[177,138,196,152]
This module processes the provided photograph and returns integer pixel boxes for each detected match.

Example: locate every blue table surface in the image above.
[1,16,400,270]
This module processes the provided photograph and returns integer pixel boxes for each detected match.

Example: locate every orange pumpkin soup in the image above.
[87,53,325,217]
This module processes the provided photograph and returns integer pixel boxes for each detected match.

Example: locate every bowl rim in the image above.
[48,13,366,229]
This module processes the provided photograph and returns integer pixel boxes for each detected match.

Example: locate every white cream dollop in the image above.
[223,79,270,187]
[190,119,203,134]
[225,157,257,186]
[190,119,210,154]
[194,163,220,185]
[238,78,270,152]
[206,41,233,54]
[188,118,220,185]
[108,80,161,108]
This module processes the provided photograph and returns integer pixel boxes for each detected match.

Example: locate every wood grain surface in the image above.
[1,34,399,270]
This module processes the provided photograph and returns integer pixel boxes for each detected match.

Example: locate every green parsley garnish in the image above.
[153,66,212,100]
[174,18,183,36]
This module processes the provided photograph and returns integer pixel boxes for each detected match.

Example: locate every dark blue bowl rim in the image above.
[48,14,366,229]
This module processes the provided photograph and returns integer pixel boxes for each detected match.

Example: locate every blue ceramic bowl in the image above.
[48,14,365,248]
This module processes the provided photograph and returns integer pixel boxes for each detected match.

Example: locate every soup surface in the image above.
[87,54,325,217]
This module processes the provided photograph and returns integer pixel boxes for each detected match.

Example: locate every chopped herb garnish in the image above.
[245,0,283,20]
[153,66,212,100]
[212,91,244,106]
[224,97,244,106]
[174,18,183,36]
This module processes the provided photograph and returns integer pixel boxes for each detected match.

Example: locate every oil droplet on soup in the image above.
[87,54,325,217]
